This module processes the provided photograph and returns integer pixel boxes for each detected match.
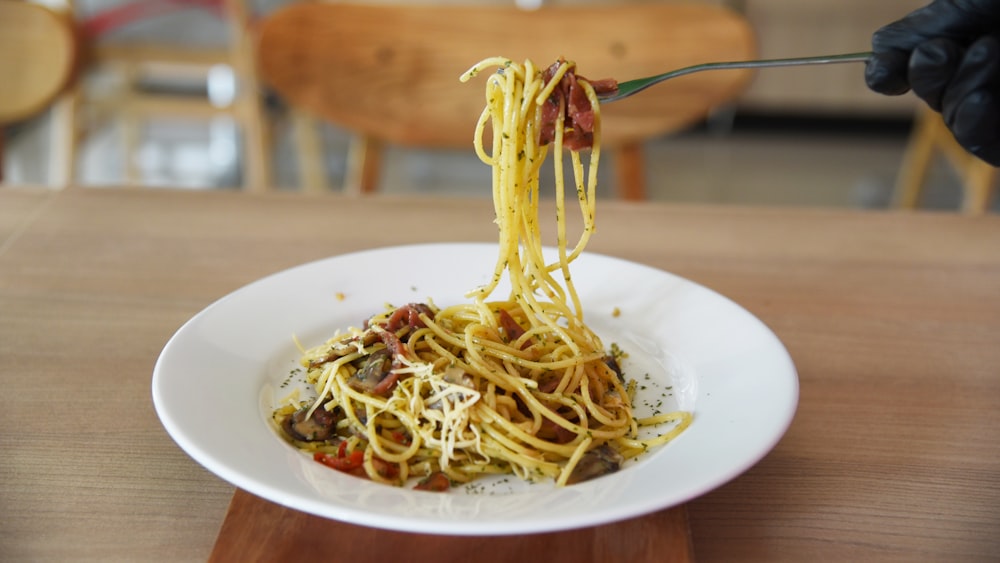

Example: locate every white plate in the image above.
[152,243,797,535]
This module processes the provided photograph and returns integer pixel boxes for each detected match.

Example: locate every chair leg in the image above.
[893,108,938,210]
[291,110,327,193]
[48,89,79,188]
[120,63,142,187]
[226,0,271,192]
[121,111,142,186]
[344,135,382,195]
[614,142,646,201]
[961,160,997,214]
[239,99,271,192]
[897,106,998,214]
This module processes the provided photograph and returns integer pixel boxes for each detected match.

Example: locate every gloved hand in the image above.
[865,0,1000,166]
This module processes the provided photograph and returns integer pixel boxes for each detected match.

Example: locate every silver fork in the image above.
[597,51,872,103]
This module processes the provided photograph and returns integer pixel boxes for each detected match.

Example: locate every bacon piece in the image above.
[498,308,531,350]
[378,329,407,358]
[539,59,617,150]
[385,303,434,332]
[587,78,619,95]
[538,418,577,444]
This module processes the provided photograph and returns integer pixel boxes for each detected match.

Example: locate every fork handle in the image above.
[604,51,872,102]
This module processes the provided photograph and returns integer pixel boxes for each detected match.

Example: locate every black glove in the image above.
[866,0,1000,166]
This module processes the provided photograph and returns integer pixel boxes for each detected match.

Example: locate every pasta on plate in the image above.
[273,58,691,491]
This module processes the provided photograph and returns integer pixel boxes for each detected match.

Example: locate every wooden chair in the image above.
[75,0,272,190]
[0,0,78,184]
[894,105,997,214]
[256,2,757,200]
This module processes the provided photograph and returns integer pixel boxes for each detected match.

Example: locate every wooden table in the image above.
[1,186,998,561]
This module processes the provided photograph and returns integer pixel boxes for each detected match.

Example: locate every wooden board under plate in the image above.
[210,489,693,563]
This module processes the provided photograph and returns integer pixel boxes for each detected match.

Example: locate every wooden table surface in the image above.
[1,186,998,561]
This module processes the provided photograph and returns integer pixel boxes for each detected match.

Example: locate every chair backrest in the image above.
[0,0,77,124]
[257,2,756,198]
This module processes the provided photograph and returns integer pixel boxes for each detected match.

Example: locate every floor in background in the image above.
[0,108,985,212]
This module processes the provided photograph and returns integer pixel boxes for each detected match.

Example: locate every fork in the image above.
[597,51,872,103]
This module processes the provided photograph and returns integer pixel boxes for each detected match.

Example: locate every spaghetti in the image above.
[274,58,691,490]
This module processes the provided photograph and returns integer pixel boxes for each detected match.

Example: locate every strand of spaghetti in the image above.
[488,64,528,299]
[553,150,589,321]
[616,411,693,451]
[478,416,568,460]
[515,387,631,442]
[414,316,608,448]
[420,314,605,372]
[476,419,576,474]
[526,388,593,435]
[364,401,425,465]
[501,62,539,313]
[459,56,517,82]
[486,74,505,228]
[489,393,520,424]
[417,422,482,464]
[550,87,573,314]
[450,460,514,476]
[335,395,370,447]
[635,410,693,430]
[553,360,585,397]
[474,430,561,480]
[566,150,589,271]
[508,276,583,360]
[306,351,363,419]
[505,112,588,349]
[537,85,601,318]
[566,80,601,263]
[469,75,512,298]
[366,423,422,466]
[506,385,597,439]
[534,60,572,105]
[459,326,542,394]
[518,64,545,227]
[578,368,631,428]
[434,303,494,323]
[478,405,589,457]
[412,334,479,382]
[471,105,493,164]
[362,440,408,484]
[461,324,536,361]
[336,374,391,413]
[497,65,522,262]
[556,435,594,487]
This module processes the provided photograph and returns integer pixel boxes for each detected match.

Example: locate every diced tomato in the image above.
[314,448,364,473]
[414,471,451,492]
[313,445,401,483]
[371,456,400,480]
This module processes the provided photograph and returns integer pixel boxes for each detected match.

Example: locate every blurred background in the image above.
[1,0,994,211]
